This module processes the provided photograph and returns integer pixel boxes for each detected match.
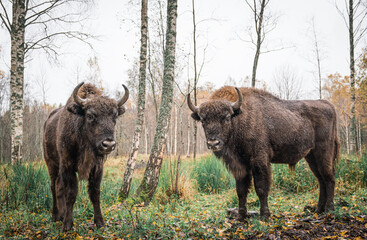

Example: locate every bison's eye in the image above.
[224,115,231,123]
[86,113,95,122]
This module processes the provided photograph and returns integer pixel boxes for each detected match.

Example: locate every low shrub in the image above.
[192,155,235,194]
[271,159,317,193]
[0,163,51,212]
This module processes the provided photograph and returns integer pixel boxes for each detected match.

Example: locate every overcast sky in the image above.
[0,0,361,105]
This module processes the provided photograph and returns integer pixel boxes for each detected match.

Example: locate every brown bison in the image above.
[188,86,339,219]
[43,82,129,231]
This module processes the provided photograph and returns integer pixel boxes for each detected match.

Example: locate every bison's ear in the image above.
[232,108,242,117]
[118,106,126,116]
[191,112,201,121]
[67,103,84,115]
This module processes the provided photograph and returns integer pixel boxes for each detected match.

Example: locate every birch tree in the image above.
[0,0,92,163]
[119,0,148,201]
[190,0,209,159]
[241,0,281,87]
[134,0,177,203]
[335,0,367,153]
[192,0,198,160]
[308,17,326,99]
[245,0,271,87]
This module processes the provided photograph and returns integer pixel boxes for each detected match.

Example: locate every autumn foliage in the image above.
[324,48,367,153]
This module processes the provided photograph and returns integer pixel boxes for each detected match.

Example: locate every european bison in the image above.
[188,86,339,219]
[43,82,129,231]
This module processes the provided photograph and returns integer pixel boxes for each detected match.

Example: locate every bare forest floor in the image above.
[0,154,366,239]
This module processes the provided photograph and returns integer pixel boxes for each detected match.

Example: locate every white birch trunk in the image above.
[10,0,26,163]
[135,0,178,202]
[119,0,148,200]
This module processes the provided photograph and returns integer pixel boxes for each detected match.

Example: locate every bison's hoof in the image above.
[227,207,241,219]
[260,211,271,219]
[94,218,105,228]
[62,221,73,232]
[52,214,63,222]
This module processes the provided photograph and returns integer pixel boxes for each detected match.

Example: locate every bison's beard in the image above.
[97,147,114,155]
[210,145,223,152]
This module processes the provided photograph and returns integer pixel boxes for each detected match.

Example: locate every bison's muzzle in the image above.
[98,139,116,155]
[207,139,223,151]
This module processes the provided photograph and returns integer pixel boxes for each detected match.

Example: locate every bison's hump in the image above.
[210,86,280,102]
[210,86,238,102]
[78,83,103,99]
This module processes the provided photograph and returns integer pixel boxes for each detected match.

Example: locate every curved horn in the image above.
[73,82,86,106]
[118,84,129,106]
[187,93,199,113]
[231,87,243,111]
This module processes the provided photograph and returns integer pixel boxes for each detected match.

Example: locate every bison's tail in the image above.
[334,136,340,165]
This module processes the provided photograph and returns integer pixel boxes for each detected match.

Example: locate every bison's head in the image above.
[67,82,129,155]
[188,88,242,152]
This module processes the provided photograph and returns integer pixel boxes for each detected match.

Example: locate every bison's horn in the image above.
[73,82,86,106]
[231,87,243,111]
[187,93,199,113]
[118,84,129,106]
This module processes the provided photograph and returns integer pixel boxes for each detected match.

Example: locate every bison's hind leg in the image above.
[305,149,335,213]
[252,156,272,218]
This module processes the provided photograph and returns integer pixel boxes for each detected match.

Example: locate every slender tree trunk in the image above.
[187,114,190,156]
[0,119,3,162]
[174,154,180,194]
[317,56,322,99]
[147,35,159,122]
[10,0,26,164]
[179,107,184,156]
[358,118,362,155]
[174,105,177,156]
[251,0,266,87]
[118,0,148,201]
[192,0,198,160]
[134,0,178,203]
[311,18,323,99]
[346,121,350,154]
[349,0,359,153]
[315,42,322,99]
[144,118,148,154]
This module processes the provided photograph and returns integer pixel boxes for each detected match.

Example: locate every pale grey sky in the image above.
[0,0,359,105]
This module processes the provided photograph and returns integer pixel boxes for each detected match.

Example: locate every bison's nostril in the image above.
[207,140,220,147]
[102,140,116,149]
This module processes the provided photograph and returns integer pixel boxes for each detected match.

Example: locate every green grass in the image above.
[0,153,366,239]
[192,155,235,194]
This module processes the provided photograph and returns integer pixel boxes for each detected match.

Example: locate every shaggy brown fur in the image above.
[189,86,339,219]
[43,83,128,232]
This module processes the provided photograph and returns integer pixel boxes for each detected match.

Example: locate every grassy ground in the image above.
[0,154,367,239]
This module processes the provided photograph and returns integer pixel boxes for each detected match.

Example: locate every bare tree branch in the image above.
[25,31,93,54]
[25,1,64,25]
[0,1,11,33]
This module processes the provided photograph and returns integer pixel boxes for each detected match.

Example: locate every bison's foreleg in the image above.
[235,172,252,220]
[58,169,78,232]
[88,166,105,228]
[252,160,271,217]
